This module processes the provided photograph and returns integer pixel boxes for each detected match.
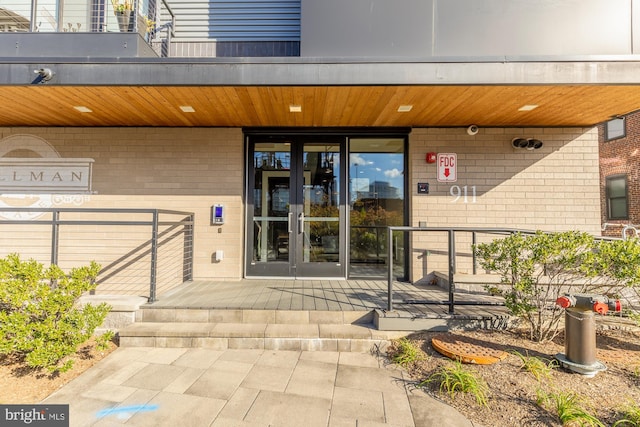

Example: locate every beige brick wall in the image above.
[0,127,245,284]
[0,126,602,287]
[409,127,601,282]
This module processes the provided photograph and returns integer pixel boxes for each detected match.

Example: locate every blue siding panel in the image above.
[165,0,301,41]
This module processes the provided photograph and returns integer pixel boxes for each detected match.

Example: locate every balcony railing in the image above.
[0,0,174,48]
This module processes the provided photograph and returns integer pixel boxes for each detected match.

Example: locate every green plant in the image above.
[143,16,155,33]
[584,237,640,289]
[510,350,557,381]
[627,309,640,327]
[614,402,640,426]
[474,231,640,342]
[389,337,426,367]
[422,360,489,406]
[0,254,110,373]
[537,390,605,427]
[111,0,132,13]
[96,330,115,351]
[349,202,403,260]
[535,386,549,407]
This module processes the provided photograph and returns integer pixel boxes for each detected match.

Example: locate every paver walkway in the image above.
[44,347,480,427]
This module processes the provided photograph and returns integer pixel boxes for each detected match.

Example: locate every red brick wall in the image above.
[599,112,640,238]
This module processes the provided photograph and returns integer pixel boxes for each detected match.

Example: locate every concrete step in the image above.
[121,307,511,351]
[120,308,407,352]
[373,309,514,331]
[136,308,374,325]
[118,321,408,352]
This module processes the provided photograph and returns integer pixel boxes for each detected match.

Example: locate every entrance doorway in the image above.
[246,136,345,277]
[245,132,408,280]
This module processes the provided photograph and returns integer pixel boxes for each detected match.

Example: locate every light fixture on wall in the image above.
[31,68,53,84]
[512,138,543,150]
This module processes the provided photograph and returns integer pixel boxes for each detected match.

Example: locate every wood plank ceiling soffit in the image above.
[1,85,639,127]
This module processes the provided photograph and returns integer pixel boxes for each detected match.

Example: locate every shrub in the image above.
[0,254,110,372]
[96,330,116,351]
[474,231,640,342]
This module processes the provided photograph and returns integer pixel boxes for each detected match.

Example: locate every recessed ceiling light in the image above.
[397,105,413,112]
[73,106,92,113]
[289,105,302,113]
[518,104,538,111]
[179,106,195,113]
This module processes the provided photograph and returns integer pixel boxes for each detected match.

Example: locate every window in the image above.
[606,175,628,219]
[605,117,626,141]
[348,137,406,279]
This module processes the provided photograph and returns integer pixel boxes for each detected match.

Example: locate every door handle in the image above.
[288,212,293,233]
[298,213,304,234]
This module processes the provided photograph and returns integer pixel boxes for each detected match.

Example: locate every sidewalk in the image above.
[43,347,480,427]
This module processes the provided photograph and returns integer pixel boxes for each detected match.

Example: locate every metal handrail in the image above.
[602,222,640,240]
[386,227,622,315]
[0,207,194,302]
[160,0,176,38]
[15,0,175,53]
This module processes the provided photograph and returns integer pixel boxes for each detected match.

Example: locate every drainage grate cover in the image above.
[431,334,508,365]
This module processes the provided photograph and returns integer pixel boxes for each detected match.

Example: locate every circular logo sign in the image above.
[0,134,64,220]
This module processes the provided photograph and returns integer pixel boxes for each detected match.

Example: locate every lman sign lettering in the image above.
[0,158,93,193]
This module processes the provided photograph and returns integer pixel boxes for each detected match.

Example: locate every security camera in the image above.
[467,125,479,136]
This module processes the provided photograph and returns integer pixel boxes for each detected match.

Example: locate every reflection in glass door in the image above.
[246,138,345,278]
[248,142,292,277]
[295,142,344,277]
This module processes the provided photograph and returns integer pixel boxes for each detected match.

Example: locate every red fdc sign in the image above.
[437,153,457,182]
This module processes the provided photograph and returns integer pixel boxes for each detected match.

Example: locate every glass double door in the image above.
[246,137,345,278]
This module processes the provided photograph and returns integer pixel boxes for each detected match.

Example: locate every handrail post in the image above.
[183,214,194,282]
[51,210,59,266]
[387,226,394,311]
[30,0,38,32]
[448,229,456,314]
[149,210,159,303]
[472,231,477,275]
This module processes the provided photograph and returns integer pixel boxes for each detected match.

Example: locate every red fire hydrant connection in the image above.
[555,295,622,315]
[554,293,622,377]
